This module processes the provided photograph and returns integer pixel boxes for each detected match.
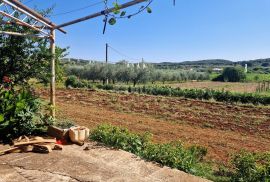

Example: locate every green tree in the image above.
[0,11,67,85]
[222,67,246,82]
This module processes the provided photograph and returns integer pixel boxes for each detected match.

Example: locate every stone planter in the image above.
[47,126,70,141]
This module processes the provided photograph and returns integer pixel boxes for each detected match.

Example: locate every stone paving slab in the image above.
[0,142,211,182]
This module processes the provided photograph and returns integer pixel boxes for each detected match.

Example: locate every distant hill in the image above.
[238,58,270,66]
[62,57,270,68]
[180,59,233,65]
[153,58,270,69]
[154,59,233,69]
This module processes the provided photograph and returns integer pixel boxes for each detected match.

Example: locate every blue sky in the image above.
[25,0,270,63]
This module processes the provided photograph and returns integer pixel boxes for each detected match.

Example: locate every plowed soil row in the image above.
[38,88,270,164]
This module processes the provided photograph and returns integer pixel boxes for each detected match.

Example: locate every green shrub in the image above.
[116,86,128,91]
[65,75,78,88]
[95,84,114,90]
[90,124,270,181]
[90,124,149,155]
[90,124,209,177]
[65,76,92,89]
[141,143,207,174]
[213,67,246,82]
[231,151,270,182]
[212,74,225,82]
[0,88,49,141]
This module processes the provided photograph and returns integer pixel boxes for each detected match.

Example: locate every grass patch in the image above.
[246,73,270,82]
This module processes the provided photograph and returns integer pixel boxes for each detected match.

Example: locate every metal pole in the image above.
[106,43,109,84]
[50,29,56,118]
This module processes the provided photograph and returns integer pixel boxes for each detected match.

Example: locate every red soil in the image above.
[38,88,270,164]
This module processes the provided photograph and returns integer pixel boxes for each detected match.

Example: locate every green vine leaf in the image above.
[113,2,121,14]
[108,18,117,25]
[120,11,126,17]
[147,7,152,14]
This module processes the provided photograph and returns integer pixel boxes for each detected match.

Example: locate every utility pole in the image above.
[106,43,108,64]
[106,43,109,84]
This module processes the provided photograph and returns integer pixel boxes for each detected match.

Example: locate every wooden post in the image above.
[50,29,56,118]
[106,43,109,84]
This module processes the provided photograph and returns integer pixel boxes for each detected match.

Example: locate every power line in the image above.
[51,1,104,17]
[108,45,141,62]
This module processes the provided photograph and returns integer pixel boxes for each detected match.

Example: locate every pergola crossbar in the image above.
[0,30,49,38]
[1,0,53,30]
[0,10,49,35]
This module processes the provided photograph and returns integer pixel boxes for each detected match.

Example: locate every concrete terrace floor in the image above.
[0,142,210,182]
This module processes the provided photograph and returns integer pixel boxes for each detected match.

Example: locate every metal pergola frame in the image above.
[0,0,148,119]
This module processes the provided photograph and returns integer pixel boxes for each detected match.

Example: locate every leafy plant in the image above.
[90,124,210,177]
[90,124,270,181]
[0,87,49,141]
[65,76,92,89]
[90,124,150,155]
[231,151,270,182]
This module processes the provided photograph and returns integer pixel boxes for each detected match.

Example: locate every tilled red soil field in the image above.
[38,88,270,165]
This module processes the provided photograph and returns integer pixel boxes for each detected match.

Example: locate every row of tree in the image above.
[65,63,209,86]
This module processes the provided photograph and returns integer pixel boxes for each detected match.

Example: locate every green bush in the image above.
[90,124,209,177]
[0,88,49,141]
[141,143,207,174]
[90,124,270,181]
[96,84,114,90]
[65,75,79,88]
[231,151,270,182]
[213,67,246,82]
[90,124,149,155]
[65,76,92,89]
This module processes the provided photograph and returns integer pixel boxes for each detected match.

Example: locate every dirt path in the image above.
[39,88,270,164]
[0,143,210,182]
